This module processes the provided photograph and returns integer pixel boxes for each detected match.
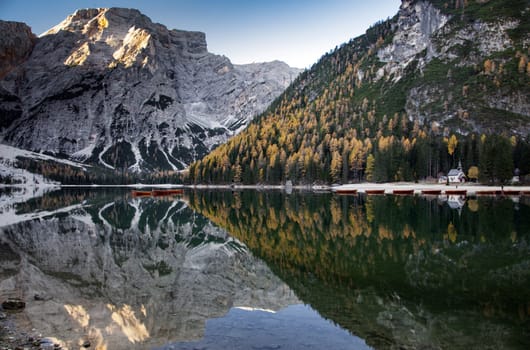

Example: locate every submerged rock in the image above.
[1,297,26,310]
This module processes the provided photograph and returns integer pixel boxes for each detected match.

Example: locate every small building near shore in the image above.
[447,161,466,183]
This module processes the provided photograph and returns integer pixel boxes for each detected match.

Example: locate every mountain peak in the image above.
[45,8,147,36]
[39,7,208,69]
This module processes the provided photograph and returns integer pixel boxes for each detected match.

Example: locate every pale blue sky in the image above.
[0,0,400,68]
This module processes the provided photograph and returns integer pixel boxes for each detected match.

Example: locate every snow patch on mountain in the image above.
[0,143,87,168]
[0,143,89,187]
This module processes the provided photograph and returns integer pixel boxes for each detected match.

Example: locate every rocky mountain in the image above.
[0,8,301,172]
[189,0,530,185]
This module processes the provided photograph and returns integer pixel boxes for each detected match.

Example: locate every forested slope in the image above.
[189,0,530,185]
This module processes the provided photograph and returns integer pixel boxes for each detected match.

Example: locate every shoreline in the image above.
[330,182,530,196]
[2,182,530,196]
[176,182,530,196]
[0,309,58,350]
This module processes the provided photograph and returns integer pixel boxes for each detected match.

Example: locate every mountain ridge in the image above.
[0,7,301,172]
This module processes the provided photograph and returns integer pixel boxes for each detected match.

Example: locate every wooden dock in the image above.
[332,185,530,198]
[335,189,358,195]
[393,189,414,195]
[421,189,441,195]
[365,189,386,195]
[132,189,184,198]
[444,190,467,195]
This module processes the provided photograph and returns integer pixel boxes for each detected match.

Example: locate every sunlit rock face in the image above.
[378,0,449,64]
[0,197,298,349]
[0,8,301,171]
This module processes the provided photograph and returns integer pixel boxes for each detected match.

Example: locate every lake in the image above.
[0,188,529,349]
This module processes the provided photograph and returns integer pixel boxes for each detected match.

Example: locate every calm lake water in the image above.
[0,188,529,349]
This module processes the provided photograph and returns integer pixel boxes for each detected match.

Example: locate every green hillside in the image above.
[189,0,530,185]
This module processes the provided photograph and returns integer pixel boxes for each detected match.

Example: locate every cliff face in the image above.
[376,0,530,131]
[0,21,36,79]
[0,22,36,133]
[0,8,301,171]
[378,0,450,64]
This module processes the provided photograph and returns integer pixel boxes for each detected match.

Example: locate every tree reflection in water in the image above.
[189,190,530,349]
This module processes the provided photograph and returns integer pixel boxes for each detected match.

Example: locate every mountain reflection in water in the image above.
[0,188,529,349]
[0,189,299,349]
